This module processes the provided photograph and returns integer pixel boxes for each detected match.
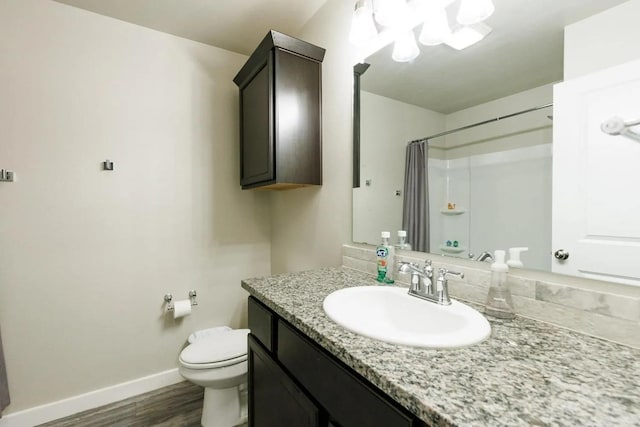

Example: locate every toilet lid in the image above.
[179,329,250,365]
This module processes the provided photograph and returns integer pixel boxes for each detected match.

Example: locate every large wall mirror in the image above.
[352,0,640,286]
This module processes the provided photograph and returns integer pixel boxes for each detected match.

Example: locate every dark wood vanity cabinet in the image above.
[233,31,325,190]
[249,335,322,426]
[247,297,428,427]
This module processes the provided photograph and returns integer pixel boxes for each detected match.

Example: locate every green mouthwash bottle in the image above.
[376,231,395,284]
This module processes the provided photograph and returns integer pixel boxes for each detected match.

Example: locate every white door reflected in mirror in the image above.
[552,58,640,286]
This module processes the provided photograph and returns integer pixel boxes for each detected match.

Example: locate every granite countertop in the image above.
[241,267,640,427]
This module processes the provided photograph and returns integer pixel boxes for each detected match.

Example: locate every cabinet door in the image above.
[248,334,321,427]
[240,59,273,187]
[277,322,414,427]
[273,48,322,185]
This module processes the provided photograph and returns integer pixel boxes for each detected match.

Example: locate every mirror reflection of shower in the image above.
[420,103,553,271]
[354,83,554,272]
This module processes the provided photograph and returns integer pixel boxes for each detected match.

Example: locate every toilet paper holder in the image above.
[164,290,198,311]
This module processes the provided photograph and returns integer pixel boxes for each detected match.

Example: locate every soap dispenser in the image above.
[485,250,516,319]
[507,247,529,268]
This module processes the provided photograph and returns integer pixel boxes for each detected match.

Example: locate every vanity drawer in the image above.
[277,321,414,427]
[248,297,275,352]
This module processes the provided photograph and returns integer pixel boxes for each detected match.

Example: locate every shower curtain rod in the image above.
[408,103,553,145]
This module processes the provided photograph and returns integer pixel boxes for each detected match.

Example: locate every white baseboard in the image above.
[0,369,184,427]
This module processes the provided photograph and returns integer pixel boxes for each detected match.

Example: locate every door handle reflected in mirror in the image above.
[554,249,570,260]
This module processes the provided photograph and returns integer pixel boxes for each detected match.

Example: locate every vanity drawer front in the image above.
[248,297,275,352]
[277,321,413,427]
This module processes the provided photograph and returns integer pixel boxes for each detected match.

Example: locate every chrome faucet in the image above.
[398,259,434,295]
[398,260,464,305]
[474,251,494,262]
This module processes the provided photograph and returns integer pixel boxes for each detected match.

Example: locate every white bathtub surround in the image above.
[429,144,552,270]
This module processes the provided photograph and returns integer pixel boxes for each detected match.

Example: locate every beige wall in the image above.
[564,0,640,79]
[269,0,357,274]
[0,0,271,413]
[354,92,444,245]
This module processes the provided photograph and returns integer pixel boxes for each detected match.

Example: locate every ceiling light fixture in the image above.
[374,0,406,27]
[349,0,378,46]
[392,30,420,62]
[444,22,492,50]
[456,0,495,26]
[349,0,495,62]
[418,7,451,46]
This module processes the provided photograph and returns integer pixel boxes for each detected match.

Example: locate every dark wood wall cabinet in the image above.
[247,297,428,427]
[233,30,325,190]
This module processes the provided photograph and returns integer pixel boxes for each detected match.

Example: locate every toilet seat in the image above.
[179,328,250,370]
[180,354,247,370]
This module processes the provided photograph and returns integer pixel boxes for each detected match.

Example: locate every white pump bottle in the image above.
[507,247,529,268]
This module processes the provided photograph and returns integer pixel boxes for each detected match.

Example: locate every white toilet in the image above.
[179,327,250,427]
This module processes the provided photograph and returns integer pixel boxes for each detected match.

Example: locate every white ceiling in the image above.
[53,0,628,114]
[362,0,629,113]
[53,0,328,55]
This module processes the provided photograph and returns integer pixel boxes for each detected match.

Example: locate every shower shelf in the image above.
[439,245,466,254]
[440,208,466,215]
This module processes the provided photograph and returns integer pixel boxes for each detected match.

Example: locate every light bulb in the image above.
[443,23,492,50]
[374,0,405,27]
[456,0,495,26]
[419,7,451,46]
[392,31,420,62]
[349,0,378,46]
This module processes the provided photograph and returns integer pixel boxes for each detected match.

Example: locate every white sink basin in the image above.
[323,286,491,349]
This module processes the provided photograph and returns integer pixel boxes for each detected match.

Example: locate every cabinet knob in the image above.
[554,249,570,260]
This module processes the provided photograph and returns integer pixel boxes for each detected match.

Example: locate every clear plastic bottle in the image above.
[376,231,395,284]
[395,230,412,251]
[484,250,515,319]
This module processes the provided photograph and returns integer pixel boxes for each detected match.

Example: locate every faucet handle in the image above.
[398,262,422,293]
[423,259,433,276]
[397,261,418,271]
[439,269,464,280]
[435,268,464,305]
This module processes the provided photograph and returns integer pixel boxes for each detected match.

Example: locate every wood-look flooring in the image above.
[38,381,208,427]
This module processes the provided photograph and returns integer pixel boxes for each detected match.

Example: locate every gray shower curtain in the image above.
[402,140,430,252]
[0,325,9,417]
